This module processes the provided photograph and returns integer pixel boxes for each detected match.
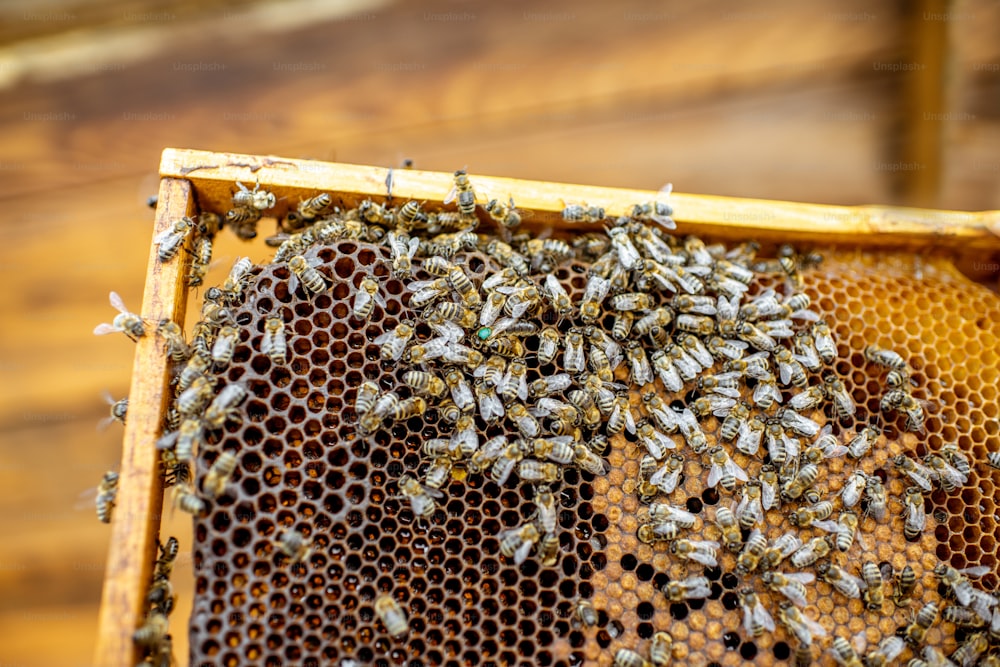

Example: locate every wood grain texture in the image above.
[94,177,194,667]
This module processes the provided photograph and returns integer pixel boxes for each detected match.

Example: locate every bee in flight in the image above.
[93,291,146,340]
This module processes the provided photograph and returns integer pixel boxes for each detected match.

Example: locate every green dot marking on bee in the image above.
[477,327,492,340]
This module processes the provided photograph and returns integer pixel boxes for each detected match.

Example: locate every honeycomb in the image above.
[183,234,1000,667]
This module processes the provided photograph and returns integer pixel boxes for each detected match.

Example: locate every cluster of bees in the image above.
[91,166,1000,666]
[131,536,179,666]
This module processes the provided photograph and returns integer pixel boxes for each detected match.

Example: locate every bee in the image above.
[374,322,415,362]
[881,389,928,432]
[789,535,832,568]
[573,444,608,476]
[902,486,927,541]
[670,539,719,567]
[761,571,814,607]
[940,443,971,478]
[288,254,329,295]
[398,473,444,519]
[631,196,675,230]
[735,415,766,457]
[613,649,652,667]
[769,347,806,387]
[622,341,652,387]
[482,195,522,229]
[574,599,598,628]
[823,511,860,552]
[675,314,715,337]
[830,637,864,667]
[177,352,210,393]
[387,396,426,425]
[689,394,736,420]
[562,203,605,224]
[443,169,478,219]
[789,385,826,411]
[755,532,800,573]
[133,611,169,649]
[838,470,867,509]
[817,563,864,599]
[210,325,239,368]
[153,536,179,583]
[423,457,453,490]
[925,453,968,491]
[204,384,247,430]
[172,482,206,516]
[735,481,764,529]
[575,274,612,324]
[201,451,236,500]
[154,216,194,262]
[777,602,827,646]
[529,437,574,466]
[95,471,119,524]
[860,561,885,611]
[900,602,938,647]
[518,460,560,484]
[176,376,214,416]
[401,370,446,399]
[527,328,560,368]
[231,179,275,211]
[788,500,834,528]
[352,276,386,320]
[738,588,776,638]
[93,291,146,340]
[863,475,888,521]
[661,575,711,602]
[934,563,992,607]
[156,319,189,363]
[776,407,820,438]
[484,239,530,276]
[500,522,540,565]
[99,391,129,430]
[847,424,880,459]
[353,381,380,421]
[864,345,907,371]
[706,336,748,362]
[609,292,656,312]
[386,231,421,279]
[820,374,856,420]
[951,631,989,667]
[703,506,740,554]
[736,531,768,575]
[369,592,411,639]
[781,463,819,501]
[638,455,681,501]
[157,418,203,463]
[637,520,680,544]
[697,371,741,399]
[276,529,311,565]
[889,564,917,607]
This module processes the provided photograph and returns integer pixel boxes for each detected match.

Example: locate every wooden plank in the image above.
[94,177,194,667]
[161,148,1000,250]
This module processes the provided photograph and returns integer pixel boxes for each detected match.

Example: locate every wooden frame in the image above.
[95,148,1000,667]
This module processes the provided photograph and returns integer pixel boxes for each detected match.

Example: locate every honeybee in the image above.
[387,231,421,279]
[573,444,608,476]
[155,319,189,363]
[934,563,992,608]
[759,532,802,572]
[576,275,611,324]
[756,464,779,511]
[893,564,916,606]
[500,523,540,565]
[374,593,408,638]
[609,292,655,312]
[822,511,859,552]
[172,482,206,516]
[157,418,203,463]
[940,444,971,478]
[201,451,236,500]
[900,602,937,647]
[761,571,814,607]
[697,371,741,399]
[232,179,275,210]
[864,345,907,371]
[840,470,867,508]
[634,419,675,460]
[353,381,380,421]
[648,453,685,496]
[809,320,836,364]
[847,424,880,459]
[925,453,969,491]
[154,216,195,262]
[861,561,885,611]
[817,563,864,599]
[781,462,819,501]
[209,325,238,368]
[881,389,928,432]
[821,374,856,420]
[901,486,927,541]
[352,276,386,320]
[739,588,775,637]
[133,611,169,648]
[562,203,605,224]
[736,531,767,575]
[288,254,329,295]
[671,538,719,567]
[788,500,834,528]
[950,631,989,667]
[715,507,743,553]
[735,415,765,458]
[398,473,443,519]
[661,575,711,602]
[204,384,247,430]
[518,460,560,484]
[777,602,827,645]
[613,648,652,667]
[863,475,887,521]
[176,375,213,416]
[94,471,119,524]
[643,631,673,667]
[735,481,764,529]
[708,445,750,491]
[574,599,598,628]
[829,636,864,667]
[375,322,415,362]
[637,520,680,544]
[94,291,146,340]
[400,371,445,400]
[789,535,832,568]
[276,529,311,565]
[788,385,826,411]
[98,391,129,430]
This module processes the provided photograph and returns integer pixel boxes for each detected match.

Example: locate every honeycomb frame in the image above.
[95,149,1000,667]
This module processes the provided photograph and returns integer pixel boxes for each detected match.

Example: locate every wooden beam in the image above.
[161,148,1000,251]
[94,177,194,667]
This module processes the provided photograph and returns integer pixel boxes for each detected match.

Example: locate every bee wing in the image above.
[406,237,420,259]
[623,407,637,435]
[711,398,736,418]
[959,565,991,577]
[754,603,777,632]
[689,551,718,567]
[707,463,723,488]
[711,386,741,399]
[811,519,841,535]
[726,460,749,482]
[373,329,397,345]
[760,480,776,509]
[801,614,827,638]
[779,585,808,608]
[156,430,180,450]
[443,185,457,205]
[513,540,534,565]
[93,323,123,336]
[784,572,815,585]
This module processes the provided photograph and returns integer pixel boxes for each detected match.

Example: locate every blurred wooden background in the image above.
[0,0,997,665]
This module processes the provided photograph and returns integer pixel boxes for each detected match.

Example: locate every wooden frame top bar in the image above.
[161,147,1000,251]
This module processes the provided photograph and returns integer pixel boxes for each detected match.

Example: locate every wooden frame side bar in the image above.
[94,178,195,667]
[160,148,1000,251]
